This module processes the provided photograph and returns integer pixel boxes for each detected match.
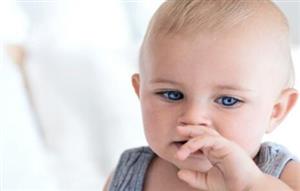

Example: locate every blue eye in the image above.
[216,96,241,107]
[157,90,184,101]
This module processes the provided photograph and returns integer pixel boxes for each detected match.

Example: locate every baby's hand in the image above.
[175,125,262,191]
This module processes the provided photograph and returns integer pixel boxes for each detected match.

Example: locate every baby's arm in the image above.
[175,125,297,191]
[248,171,299,190]
[102,171,114,191]
[279,161,300,190]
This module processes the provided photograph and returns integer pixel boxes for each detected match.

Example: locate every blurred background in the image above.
[0,0,299,190]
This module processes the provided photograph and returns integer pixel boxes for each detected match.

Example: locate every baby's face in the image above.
[135,30,284,171]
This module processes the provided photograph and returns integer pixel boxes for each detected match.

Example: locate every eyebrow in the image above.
[150,78,254,92]
[214,85,254,92]
[150,78,182,86]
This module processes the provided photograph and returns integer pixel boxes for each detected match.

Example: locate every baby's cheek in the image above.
[142,112,166,143]
[216,119,264,155]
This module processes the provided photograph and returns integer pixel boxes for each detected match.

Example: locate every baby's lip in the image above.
[173,140,188,148]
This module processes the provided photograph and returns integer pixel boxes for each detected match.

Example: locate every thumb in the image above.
[177,169,208,190]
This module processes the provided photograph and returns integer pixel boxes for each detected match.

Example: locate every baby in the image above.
[104,0,300,190]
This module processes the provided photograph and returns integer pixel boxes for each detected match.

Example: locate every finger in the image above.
[177,169,208,190]
[177,125,220,138]
[177,135,224,160]
[177,126,204,138]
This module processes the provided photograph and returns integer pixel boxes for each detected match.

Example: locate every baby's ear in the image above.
[131,73,141,98]
[267,88,298,133]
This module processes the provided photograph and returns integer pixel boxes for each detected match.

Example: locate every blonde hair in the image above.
[140,0,295,88]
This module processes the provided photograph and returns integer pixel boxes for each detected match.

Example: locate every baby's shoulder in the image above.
[108,146,155,191]
[257,142,300,190]
[255,142,298,177]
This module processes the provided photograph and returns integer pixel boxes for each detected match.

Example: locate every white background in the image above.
[1,1,299,190]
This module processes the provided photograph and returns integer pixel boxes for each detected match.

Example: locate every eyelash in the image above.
[155,90,243,107]
[215,96,243,107]
[155,90,184,102]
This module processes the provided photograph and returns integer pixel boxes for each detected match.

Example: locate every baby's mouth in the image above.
[173,140,205,156]
[174,140,188,148]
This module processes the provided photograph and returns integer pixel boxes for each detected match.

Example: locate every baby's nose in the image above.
[177,101,212,127]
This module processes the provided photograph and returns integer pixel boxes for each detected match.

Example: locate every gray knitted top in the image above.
[109,142,297,191]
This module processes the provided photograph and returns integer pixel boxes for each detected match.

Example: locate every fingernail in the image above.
[177,170,184,179]
[177,126,186,131]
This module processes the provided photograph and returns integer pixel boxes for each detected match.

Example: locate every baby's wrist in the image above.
[246,171,266,191]
[238,163,265,191]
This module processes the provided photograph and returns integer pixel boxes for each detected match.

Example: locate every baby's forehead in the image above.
[142,27,291,93]
[147,24,285,64]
